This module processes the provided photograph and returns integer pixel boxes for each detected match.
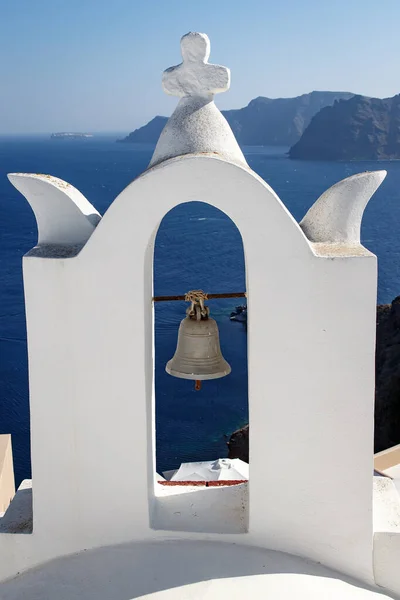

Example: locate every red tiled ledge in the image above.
[158,480,247,487]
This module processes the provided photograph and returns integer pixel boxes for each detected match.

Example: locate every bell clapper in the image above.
[195,380,202,391]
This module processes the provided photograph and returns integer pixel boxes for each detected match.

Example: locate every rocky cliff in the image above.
[118,91,353,147]
[228,298,400,462]
[289,94,400,160]
[227,424,249,463]
[375,297,400,452]
[224,91,353,146]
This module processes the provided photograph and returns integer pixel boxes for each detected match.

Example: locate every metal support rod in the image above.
[153,292,247,302]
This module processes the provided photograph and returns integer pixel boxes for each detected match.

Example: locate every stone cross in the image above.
[162,32,230,99]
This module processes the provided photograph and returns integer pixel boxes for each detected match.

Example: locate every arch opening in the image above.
[153,201,249,486]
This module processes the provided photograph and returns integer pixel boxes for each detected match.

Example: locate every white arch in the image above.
[11,155,377,584]
[83,154,311,259]
[73,154,314,540]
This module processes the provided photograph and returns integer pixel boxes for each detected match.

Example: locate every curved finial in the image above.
[300,171,387,244]
[149,32,246,168]
[8,173,101,247]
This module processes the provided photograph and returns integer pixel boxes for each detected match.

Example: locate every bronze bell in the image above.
[166,291,231,389]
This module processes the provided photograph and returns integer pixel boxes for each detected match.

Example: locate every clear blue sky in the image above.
[1,0,399,134]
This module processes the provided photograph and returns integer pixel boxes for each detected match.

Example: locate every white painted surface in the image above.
[154,483,248,534]
[300,171,387,243]
[385,465,400,494]
[170,458,248,481]
[1,541,396,600]
[150,33,246,167]
[373,477,400,533]
[1,154,382,588]
[373,472,400,595]
[374,532,400,597]
[8,173,101,246]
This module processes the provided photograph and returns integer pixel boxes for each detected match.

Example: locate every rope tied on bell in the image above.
[185,290,210,321]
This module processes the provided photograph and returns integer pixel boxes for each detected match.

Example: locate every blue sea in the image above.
[1,135,400,487]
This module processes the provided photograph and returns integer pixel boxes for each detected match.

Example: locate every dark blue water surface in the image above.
[1,135,400,486]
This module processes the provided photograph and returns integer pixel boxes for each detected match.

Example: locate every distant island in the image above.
[118,91,353,147]
[289,94,400,160]
[51,132,93,139]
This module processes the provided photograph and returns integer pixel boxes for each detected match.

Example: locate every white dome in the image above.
[0,540,395,600]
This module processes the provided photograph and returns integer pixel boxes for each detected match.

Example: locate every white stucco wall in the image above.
[154,482,248,534]
[1,155,379,587]
[373,477,400,534]
[373,476,400,596]
[374,532,400,596]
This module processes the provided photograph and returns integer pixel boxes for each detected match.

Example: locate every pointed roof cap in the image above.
[149,32,247,168]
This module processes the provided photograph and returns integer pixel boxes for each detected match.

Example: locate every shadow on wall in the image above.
[0,482,32,534]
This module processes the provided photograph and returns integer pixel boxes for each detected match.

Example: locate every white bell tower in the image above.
[2,30,399,600]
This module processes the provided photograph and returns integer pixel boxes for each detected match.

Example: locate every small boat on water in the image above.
[230,305,247,323]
